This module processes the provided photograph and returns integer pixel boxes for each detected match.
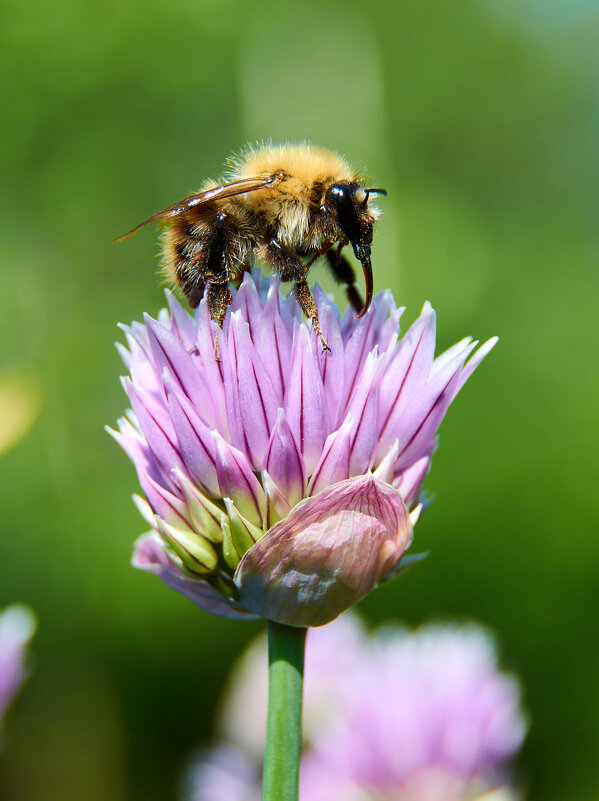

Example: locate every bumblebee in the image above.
[115,143,386,349]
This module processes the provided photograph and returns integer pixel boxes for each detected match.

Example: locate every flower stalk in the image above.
[262,622,307,801]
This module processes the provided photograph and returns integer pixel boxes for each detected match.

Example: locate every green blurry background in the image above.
[0,0,597,799]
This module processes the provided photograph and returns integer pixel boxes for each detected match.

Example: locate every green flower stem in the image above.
[262,621,307,801]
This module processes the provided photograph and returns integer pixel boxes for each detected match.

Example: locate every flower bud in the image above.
[235,474,413,626]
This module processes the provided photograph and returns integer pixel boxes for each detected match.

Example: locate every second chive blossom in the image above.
[109,272,496,626]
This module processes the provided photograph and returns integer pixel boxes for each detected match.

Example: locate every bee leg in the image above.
[206,282,232,360]
[325,245,364,314]
[261,238,330,352]
[295,280,331,353]
[184,279,206,309]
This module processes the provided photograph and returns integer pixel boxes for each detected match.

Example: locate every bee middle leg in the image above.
[179,210,241,358]
[325,244,364,314]
[261,238,330,352]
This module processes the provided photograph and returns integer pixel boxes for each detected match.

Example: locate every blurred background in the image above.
[0,0,597,799]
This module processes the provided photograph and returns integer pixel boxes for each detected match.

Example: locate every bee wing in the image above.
[113,173,282,243]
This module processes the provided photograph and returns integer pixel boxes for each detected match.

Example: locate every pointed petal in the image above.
[314,287,346,426]
[233,273,264,340]
[338,311,379,415]
[172,468,224,543]
[254,289,294,403]
[235,474,413,627]
[132,533,256,620]
[122,378,184,481]
[394,337,494,472]
[224,312,280,469]
[389,336,495,471]
[373,294,404,355]
[155,516,218,574]
[212,431,266,526]
[262,409,306,507]
[454,336,498,388]
[165,290,197,349]
[377,303,437,456]
[284,326,330,475]
[223,498,263,557]
[164,371,220,496]
[140,471,191,528]
[145,314,215,426]
[373,439,400,483]
[108,418,185,517]
[262,469,293,529]
[193,299,230,436]
[308,414,354,497]
[394,454,432,507]
[132,493,156,526]
[346,352,383,477]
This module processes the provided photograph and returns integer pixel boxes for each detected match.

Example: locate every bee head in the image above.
[325,182,387,316]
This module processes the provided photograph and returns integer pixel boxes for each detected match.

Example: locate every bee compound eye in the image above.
[326,183,353,210]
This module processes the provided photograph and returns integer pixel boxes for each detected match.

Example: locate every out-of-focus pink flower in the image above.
[187,615,526,801]
[0,605,36,735]
[110,273,495,626]
[300,623,526,801]
[184,746,260,801]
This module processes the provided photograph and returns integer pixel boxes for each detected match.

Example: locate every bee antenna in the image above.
[362,188,388,207]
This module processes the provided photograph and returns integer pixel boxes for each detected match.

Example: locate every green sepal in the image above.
[172,468,224,543]
[380,551,429,583]
[220,516,241,571]
[156,516,218,574]
[224,498,263,552]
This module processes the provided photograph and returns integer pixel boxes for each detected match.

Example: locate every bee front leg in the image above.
[325,244,364,314]
[260,238,330,352]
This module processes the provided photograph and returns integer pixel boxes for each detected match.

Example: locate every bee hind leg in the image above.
[261,239,330,352]
[325,245,364,314]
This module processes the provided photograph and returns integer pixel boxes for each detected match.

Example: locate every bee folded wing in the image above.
[113,174,282,243]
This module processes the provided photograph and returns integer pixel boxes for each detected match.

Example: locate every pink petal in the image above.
[394,454,432,507]
[346,353,383,477]
[224,313,280,469]
[377,303,437,456]
[120,380,184,489]
[249,286,293,403]
[193,299,230,436]
[262,408,306,507]
[145,315,215,425]
[164,371,220,496]
[165,290,197,349]
[133,534,256,620]
[212,432,266,527]
[308,415,353,497]
[313,288,345,426]
[284,326,330,475]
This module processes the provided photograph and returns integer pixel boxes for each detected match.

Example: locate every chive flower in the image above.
[109,273,496,626]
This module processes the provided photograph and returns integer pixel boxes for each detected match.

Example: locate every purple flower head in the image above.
[188,614,526,801]
[0,605,36,736]
[109,273,496,626]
